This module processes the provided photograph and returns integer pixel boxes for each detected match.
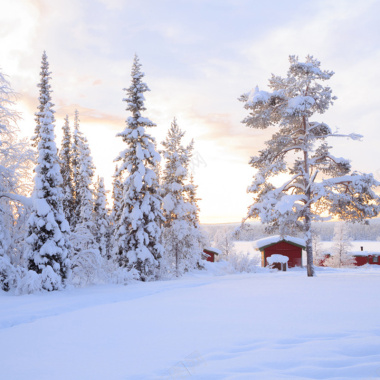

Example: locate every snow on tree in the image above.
[325,222,355,268]
[59,115,74,226]
[93,176,109,259]
[239,55,380,277]
[213,227,236,258]
[161,118,204,277]
[31,51,52,149]
[312,232,325,266]
[186,173,201,226]
[0,69,35,291]
[70,110,98,254]
[113,55,163,281]
[110,165,122,231]
[25,100,71,291]
[71,109,85,229]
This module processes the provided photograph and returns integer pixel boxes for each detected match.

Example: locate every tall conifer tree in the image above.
[114,55,163,281]
[59,115,74,226]
[93,176,109,259]
[31,51,52,149]
[161,118,204,276]
[26,87,71,290]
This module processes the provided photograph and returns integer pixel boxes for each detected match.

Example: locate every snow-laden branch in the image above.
[0,192,32,208]
[327,133,363,141]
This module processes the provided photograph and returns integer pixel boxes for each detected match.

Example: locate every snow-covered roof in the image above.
[253,235,306,250]
[204,247,222,255]
[350,251,380,257]
[321,242,380,256]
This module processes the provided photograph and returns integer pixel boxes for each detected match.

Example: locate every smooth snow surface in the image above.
[1,268,380,379]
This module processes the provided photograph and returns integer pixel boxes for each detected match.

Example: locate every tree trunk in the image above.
[175,244,179,278]
[303,115,315,277]
[305,215,315,277]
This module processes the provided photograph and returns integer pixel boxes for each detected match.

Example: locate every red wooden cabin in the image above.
[352,253,380,266]
[203,247,221,262]
[254,236,306,268]
[318,251,380,267]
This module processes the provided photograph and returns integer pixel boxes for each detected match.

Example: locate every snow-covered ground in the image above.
[1,266,380,379]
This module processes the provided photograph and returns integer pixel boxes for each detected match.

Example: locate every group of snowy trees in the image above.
[0,53,205,293]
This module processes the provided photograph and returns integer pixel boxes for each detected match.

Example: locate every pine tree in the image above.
[111,165,122,226]
[186,173,201,226]
[110,164,122,257]
[114,55,163,281]
[93,176,109,259]
[26,100,71,291]
[31,51,52,149]
[71,110,82,228]
[239,55,380,277]
[59,115,74,226]
[72,119,96,253]
[161,118,203,276]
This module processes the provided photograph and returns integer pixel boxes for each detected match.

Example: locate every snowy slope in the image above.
[1,268,380,379]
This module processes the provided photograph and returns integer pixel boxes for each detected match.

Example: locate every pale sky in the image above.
[1,0,380,223]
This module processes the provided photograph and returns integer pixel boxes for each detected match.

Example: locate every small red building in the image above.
[254,236,306,268]
[317,250,380,267]
[203,247,221,262]
[351,252,380,266]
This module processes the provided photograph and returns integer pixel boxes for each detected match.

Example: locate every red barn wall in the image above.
[264,241,302,268]
[354,255,380,266]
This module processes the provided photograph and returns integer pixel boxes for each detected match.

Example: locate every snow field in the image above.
[1,268,380,379]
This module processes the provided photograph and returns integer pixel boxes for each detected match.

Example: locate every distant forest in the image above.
[203,219,380,242]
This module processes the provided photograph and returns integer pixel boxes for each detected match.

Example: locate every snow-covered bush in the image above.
[111,266,140,285]
[70,248,107,287]
[224,251,260,273]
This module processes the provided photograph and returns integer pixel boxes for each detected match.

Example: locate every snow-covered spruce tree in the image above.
[110,165,122,230]
[325,222,355,268]
[113,55,163,281]
[71,113,96,251]
[93,176,109,259]
[161,118,204,276]
[31,51,52,149]
[71,109,83,229]
[26,101,71,291]
[239,55,380,277]
[59,115,75,226]
[186,173,201,226]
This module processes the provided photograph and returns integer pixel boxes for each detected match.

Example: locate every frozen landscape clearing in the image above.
[1,267,380,380]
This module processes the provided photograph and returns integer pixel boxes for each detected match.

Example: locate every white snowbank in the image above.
[267,254,289,264]
[1,269,380,379]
